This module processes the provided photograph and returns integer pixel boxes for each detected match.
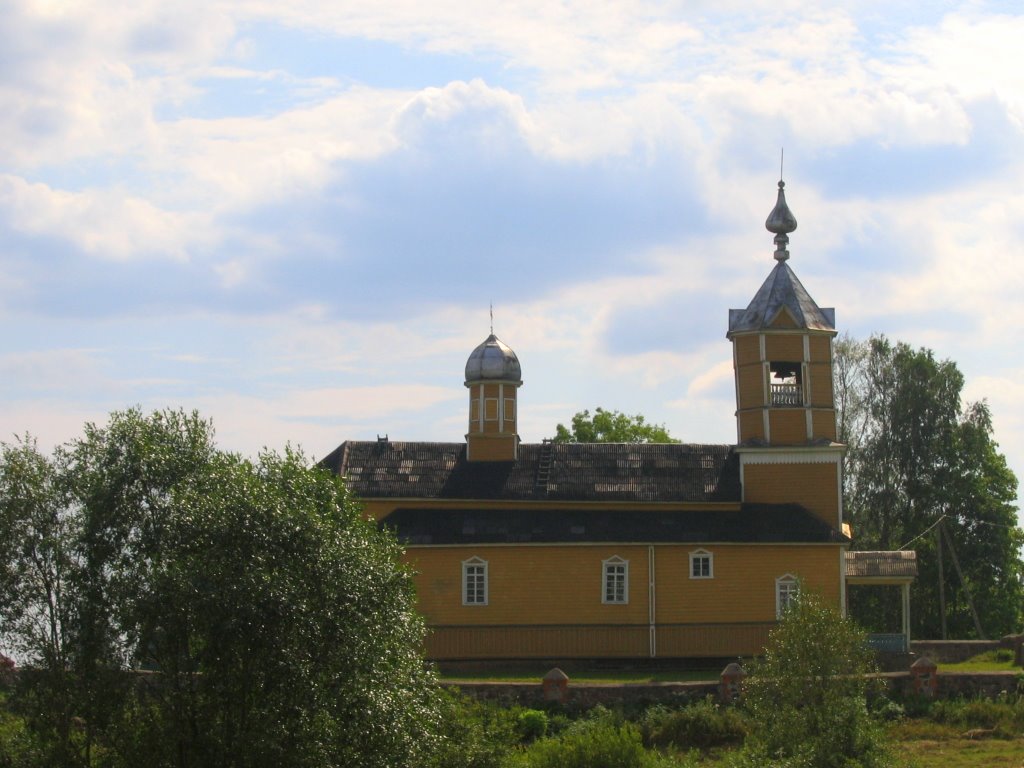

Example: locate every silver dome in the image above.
[465,334,522,383]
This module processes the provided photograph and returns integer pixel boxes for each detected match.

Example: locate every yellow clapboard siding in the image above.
[743,463,839,526]
[764,334,804,360]
[768,410,808,444]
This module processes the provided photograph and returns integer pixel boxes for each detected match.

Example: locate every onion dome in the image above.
[765,179,798,261]
[465,334,522,383]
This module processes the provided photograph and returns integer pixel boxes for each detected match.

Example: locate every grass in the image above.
[940,649,1019,673]
[652,735,1024,767]
[898,737,1024,767]
[438,667,722,684]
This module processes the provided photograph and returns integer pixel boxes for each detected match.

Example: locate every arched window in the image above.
[602,556,628,604]
[689,549,714,579]
[462,557,488,605]
[775,574,799,618]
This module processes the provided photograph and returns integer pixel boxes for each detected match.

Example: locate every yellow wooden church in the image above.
[321,181,912,660]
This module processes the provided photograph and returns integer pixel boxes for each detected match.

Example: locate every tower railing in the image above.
[770,383,803,407]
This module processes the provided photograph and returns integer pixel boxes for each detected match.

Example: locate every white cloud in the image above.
[161,86,408,208]
[0,175,210,261]
[1,1,1022,517]
[893,12,1024,130]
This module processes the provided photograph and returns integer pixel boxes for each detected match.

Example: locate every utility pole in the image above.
[936,524,947,640]
[940,519,985,640]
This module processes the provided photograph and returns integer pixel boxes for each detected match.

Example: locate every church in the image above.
[320,181,914,660]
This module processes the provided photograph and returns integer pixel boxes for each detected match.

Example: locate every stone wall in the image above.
[445,679,719,708]
[449,670,1023,708]
[909,640,1001,663]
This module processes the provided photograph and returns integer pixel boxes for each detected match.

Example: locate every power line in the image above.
[899,515,946,551]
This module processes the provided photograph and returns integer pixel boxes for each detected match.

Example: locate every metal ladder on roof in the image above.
[534,439,554,497]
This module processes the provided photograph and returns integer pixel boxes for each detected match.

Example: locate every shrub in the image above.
[507,721,647,768]
[0,695,44,768]
[737,589,896,768]
[642,698,748,750]
[870,698,905,723]
[425,690,518,768]
[516,710,549,742]
[927,695,1024,736]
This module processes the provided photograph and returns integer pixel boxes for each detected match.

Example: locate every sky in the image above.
[2,1,1023,527]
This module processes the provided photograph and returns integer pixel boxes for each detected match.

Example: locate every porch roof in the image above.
[845,550,917,584]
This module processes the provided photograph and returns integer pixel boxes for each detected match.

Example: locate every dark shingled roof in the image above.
[380,504,849,545]
[845,550,918,579]
[728,261,835,334]
[319,441,741,503]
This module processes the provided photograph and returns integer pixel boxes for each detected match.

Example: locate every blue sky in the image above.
[2,1,1023,527]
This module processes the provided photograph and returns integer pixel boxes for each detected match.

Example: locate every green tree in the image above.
[552,408,678,444]
[836,335,1023,639]
[0,438,80,765]
[736,589,894,768]
[0,408,441,768]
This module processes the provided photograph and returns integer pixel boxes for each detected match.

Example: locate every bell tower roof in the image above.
[728,261,835,334]
[728,179,835,336]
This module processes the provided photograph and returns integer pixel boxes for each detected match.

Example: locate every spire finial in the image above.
[489,302,493,335]
[765,158,797,262]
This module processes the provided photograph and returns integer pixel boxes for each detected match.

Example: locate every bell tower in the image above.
[464,332,522,462]
[728,179,838,446]
[727,180,845,531]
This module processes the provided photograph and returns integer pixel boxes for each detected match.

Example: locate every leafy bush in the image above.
[870,697,906,723]
[927,695,1024,736]
[506,720,647,768]
[737,589,896,768]
[642,698,748,750]
[425,690,520,768]
[0,695,44,768]
[516,710,548,742]
[897,694,934,719]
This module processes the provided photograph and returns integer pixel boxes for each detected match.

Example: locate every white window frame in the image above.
[462,557,488,606]
[503,397,516,421]
[602,556,629,604]
[775,574,799,618]
[689,549,714,579]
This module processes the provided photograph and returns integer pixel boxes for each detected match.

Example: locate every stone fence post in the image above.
[542,668,569,704]
[719,662,746,703]
[910,656,938,698]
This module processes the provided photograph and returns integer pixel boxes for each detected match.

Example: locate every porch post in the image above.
[901,582,911,651]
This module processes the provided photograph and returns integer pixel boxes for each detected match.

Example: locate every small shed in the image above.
[845,550,918,652]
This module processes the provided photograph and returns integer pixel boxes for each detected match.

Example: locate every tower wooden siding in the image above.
[738,411,765,442]
[812,410,838,442]
[768,411,810,444]
[763,333,803,360]
[742,462,839,526]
